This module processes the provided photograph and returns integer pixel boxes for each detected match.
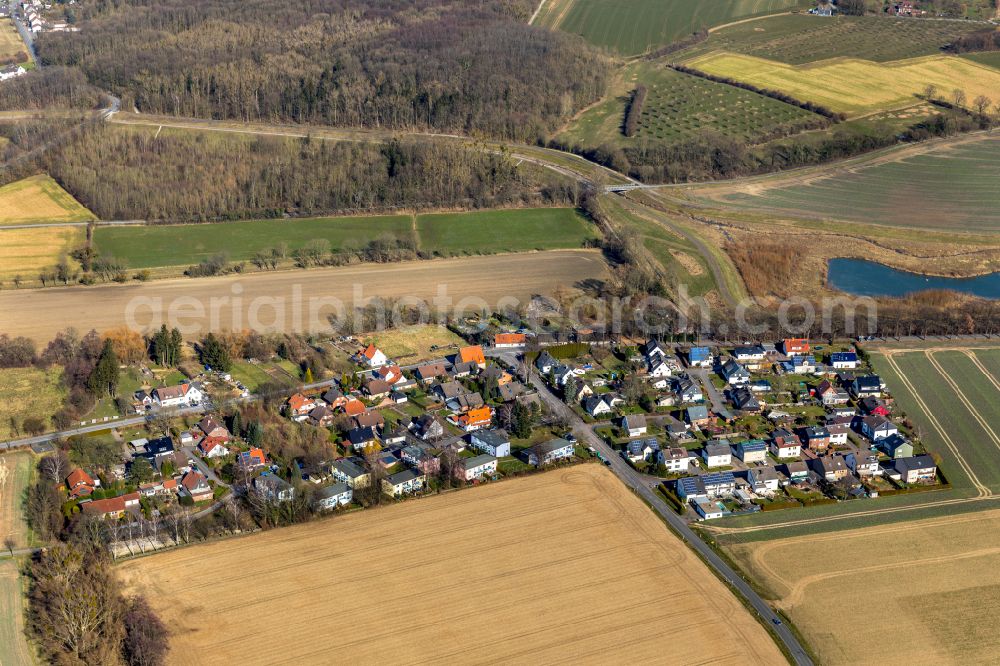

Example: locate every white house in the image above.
[359,344,388,368]
[469,430,511,458]
[152,383,203,409]
[622,414,648,438]
[693,499,724,520]
[770,430,801,459]
[0,65,27,81]
[861,415,898,441]
[648,358,672,379]
[382,468,426,496]
[702,441,732,468]
[830,352,858,369]
[661,447,691,473]
[736,440,767,464]
[583,395,612,417]
[456,454,498,481]
[748,466,780,494]
[720,360,750,386]
[314,482,353,510]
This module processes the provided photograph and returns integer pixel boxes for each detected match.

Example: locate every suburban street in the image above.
[506,352,814,666]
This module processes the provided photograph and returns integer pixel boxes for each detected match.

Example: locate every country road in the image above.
[499,351,814,666]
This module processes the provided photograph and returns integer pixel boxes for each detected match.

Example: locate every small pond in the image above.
[827,258,1000,299]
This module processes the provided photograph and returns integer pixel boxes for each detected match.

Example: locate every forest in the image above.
[39,125,577,220]
[35,0,609,142]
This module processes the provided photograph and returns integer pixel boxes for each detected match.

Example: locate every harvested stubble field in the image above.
[532,0,805,56]
[0,452,34,547]
[119,465,784,665]
[683,52,1000,117]
[725,508,1000,665]
[679,14,987,64]
[0,20,29,64]
[0,250,608,343]
[0,366,65,440]
[365,324,466,363]
[0,559,33,666]
[692,135,1000,232]
[0,174,96,226]
[0,224,85,282]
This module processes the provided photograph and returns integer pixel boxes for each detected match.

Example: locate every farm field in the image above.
[0,20,29,64]
[0,225,85,283]
[414,207,597,255]
[228,360,299,392]
[683,52,1000,117]
[0,250,608,343]
[364,324,466,364]
[692,135,1000,232]
[0,452,33,548]
[724,508,1000,665]
[118,465,785,665]
[93,208,592,270]
[961,51,1000,69]
[0,175,96,226]
[0,559,33,666]
[557,62,821,149]
[0,367,66,440]
[679,14,987,64]
[532,0,807,56]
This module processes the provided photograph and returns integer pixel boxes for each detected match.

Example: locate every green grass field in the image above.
[704,136,1000,232]
[558,63,820,148]
[414,208,597,255]
[679,14,987,64]
[533,0,807,56]
[961,51,1000,70]
[95,207,595,269]
[0,367,65,439]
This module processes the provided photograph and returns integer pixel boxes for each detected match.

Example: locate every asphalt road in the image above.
[506,353,814,666]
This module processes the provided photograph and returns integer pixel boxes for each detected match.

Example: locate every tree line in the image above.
[945,28,1000,53]
[623,85,647,138]
[36,0,609,143]
[39,125,575,221]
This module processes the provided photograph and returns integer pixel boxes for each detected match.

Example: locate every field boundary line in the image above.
[884,353,991,496]
[925,350,1000,453]
[965,350,1000,393]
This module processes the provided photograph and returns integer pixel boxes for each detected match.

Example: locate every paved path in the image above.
[505,352,812,665]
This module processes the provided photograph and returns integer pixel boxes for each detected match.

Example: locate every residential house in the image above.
[816,380,850,406]
[307,404,336,428]
[622,414,648,438]
[846,453,881,477]
[693,499,724,520]
[674,377,703,403]
[879,433,914,459]
[750,379,772,394]
[314,482,353,510]
[286,393,317,421]
[470,430,511,457]
[655,394,677,408]
[771,429,802,459]
[781,338,810,356]
[138,478,179,498]
[236,447,267,470]
[783,461,810,484]
[736,439,767,464]
[626,437,660,463]
[383,468,426,496]
[322,387,346,407]
[400,446,441,475]
[152,382,203,408]
[196,415,231,458]
[731,387,761,412]
[497,382,527,402]
[851,375,884,399]
[803,426,831,452]
[702,440,732,468]
[332,458,371,488]
[353,411,385,431]
[720,360,750,386]
[364,378,393,399]
[687,346,712,368]
[583,395,613,417]
[782,355,819,375]
[686,405,711,427]
[525,438,575,466]
[749,466,780,494]
[0,64,27,81]
[551,364,584,387]
[676,471,735,501]
[733,345,767,369]
[348,426,379,452]
[535,351,556,374]
[254,474,295,502]
[494,333,526,348]
[81,492,142,519]
[450,361,479,379]
[377,365,404,385]
[641,338,665,361]
[457,345,487,368]
[411,414,445,441]
[893,455,937,484]
[359,344,388,368]
[66,469,98,498]
[661,447,691,473]
[132,436,175,466]
[450,406,493,432]
[814,455,849,482]
[415,362,449,384]
[860,396,890,416]
[648,357,672,379]
[830,352,858,369]
[456,454,498,481]
[825,418,851,446]
[180,471,213,502]
[861,415,898,442]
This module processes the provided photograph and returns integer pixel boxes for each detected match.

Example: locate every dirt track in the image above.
[0,250,607,343]
[119,465,784,665]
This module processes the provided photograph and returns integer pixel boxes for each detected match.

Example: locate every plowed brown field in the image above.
[119,466,784,665]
